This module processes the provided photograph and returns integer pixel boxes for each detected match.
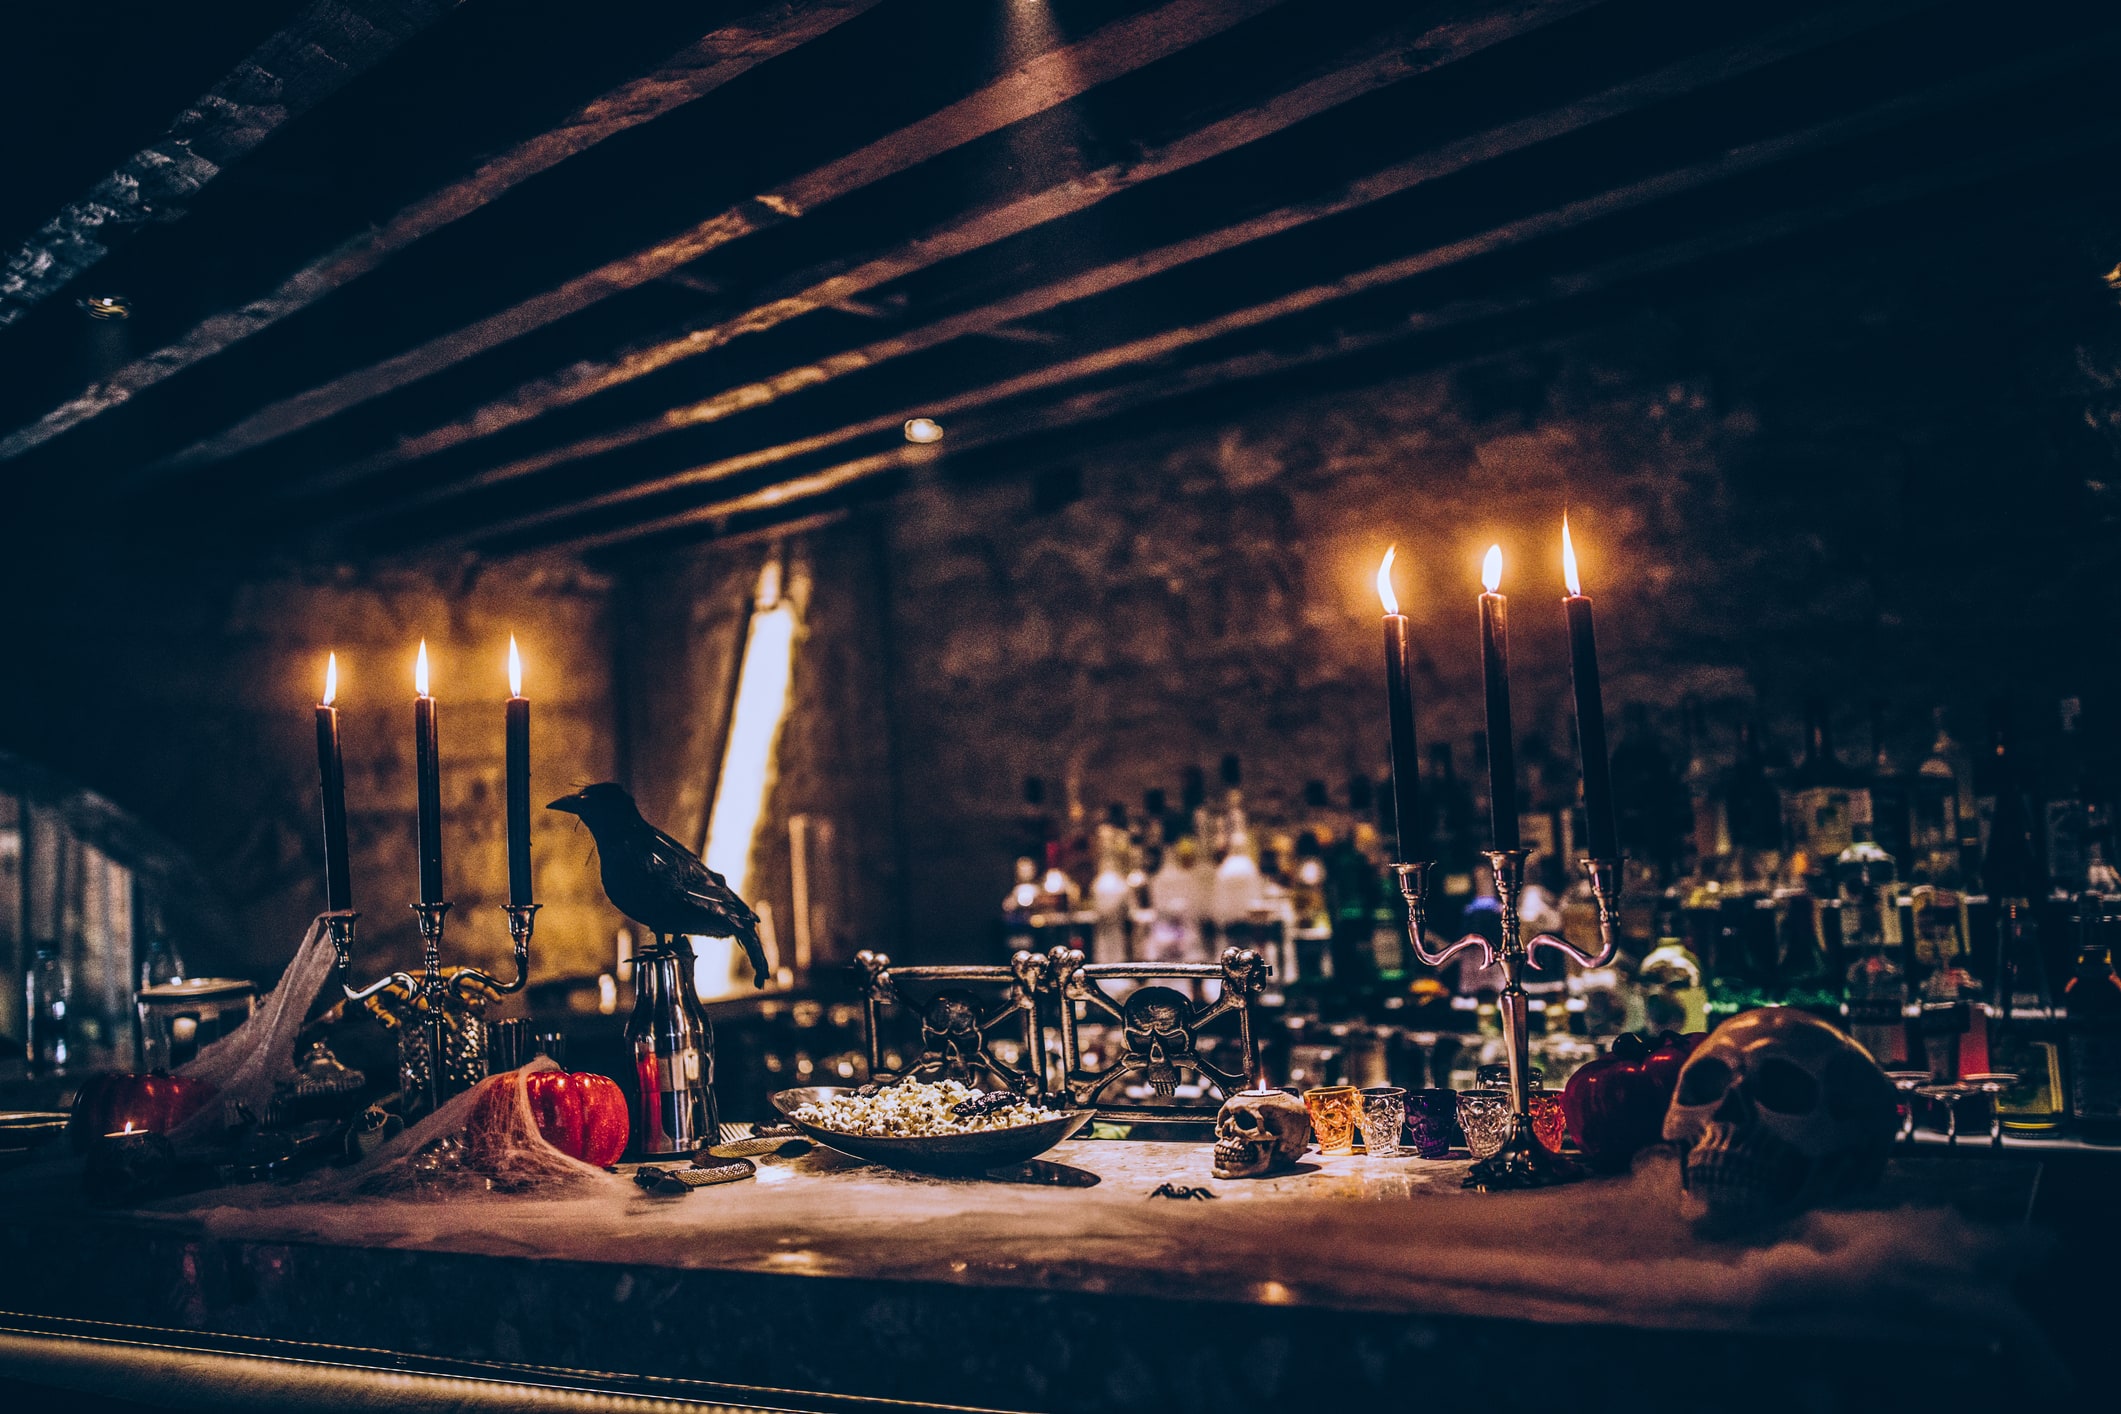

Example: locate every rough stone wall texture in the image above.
[859,199,2121,962]
[0,553,625,986]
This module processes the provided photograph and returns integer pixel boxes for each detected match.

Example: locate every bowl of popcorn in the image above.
[769,1079,1093,1174]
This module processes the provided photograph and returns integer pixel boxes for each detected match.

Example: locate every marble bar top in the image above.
[0,1140,2060,1412]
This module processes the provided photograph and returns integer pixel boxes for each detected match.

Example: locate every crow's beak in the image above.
[547,793,584,815]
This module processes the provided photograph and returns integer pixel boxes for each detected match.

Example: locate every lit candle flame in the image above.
[322,652,338,707]
[415,640,431,698]
[508,635,523,698]
[1562,516,1584,597]
[1376,546,1400,616]
[1481,544,1503,594]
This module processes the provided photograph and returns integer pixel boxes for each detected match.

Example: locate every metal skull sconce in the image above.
[919,990,986,1081]
[1212,1089,1312,1179]
[1661,1007,1896,1231]
[1120,986,1195,1098]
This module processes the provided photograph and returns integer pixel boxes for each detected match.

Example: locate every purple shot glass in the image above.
[1403,1087,1459,1159]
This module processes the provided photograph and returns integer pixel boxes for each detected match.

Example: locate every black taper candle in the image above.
[1377,549,1421,861]
[1478,546,1520,852]
[505,638,532,906]
[315,654,352,913]
[1562,520,1618,861]
[414,641,444,905]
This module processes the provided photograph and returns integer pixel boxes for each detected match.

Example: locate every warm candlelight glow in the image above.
[1562,516,1583,597]
[1481,544,1503,593]
[508,635,523,698]
[1375,546,1400,616]
[415,639,431,698]
[322,652,338,707]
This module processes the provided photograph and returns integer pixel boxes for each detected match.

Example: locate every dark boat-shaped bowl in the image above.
[768,1087,1094,1174]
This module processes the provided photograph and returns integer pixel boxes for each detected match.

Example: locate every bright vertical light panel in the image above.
[703,564,798,904]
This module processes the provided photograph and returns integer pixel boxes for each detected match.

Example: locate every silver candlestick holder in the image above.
[1396,849,1620,1190]
[327,901,537,1116]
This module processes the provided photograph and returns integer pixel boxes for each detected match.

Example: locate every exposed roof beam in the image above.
[366,0,1957,541]
[137,0,1292,479]
[0,0,883,461]
[286,0,1607,499]
[0,0,465,329]
[540,117,2121,559]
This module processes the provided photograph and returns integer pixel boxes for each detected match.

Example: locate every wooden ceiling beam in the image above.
[133,0,1293,481]
[367,0,2003,546]
[531,113,2121,560]
[0,0,463,330]
[282,0,1608,501]
[0,0,884,462]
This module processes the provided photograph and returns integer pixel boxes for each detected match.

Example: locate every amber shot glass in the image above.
[1303,1085,1361,1156]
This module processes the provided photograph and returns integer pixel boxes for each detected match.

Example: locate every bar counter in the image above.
[0,1138,2062,1412]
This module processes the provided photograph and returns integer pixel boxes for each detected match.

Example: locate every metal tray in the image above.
[767,1087,1093,1174]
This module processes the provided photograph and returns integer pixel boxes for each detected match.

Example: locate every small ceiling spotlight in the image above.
[903,417,944,445]
[80,294,131,320]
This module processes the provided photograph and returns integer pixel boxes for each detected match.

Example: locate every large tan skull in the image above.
[1662,1008,1895,1230]
[1212,1089,1312,1179]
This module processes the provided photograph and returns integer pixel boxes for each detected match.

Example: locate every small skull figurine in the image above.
[1662,1007,1896,1230]
[1122,986,1195,1097]
[919,991,985,1080]
[1212,1089,1312,1179]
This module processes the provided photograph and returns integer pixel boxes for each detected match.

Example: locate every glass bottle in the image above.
[1786,700,1861,871]
[1089,809,1133,964]
[1639,934,1709,1035]
[1867,703,1913,878]
[628,937,718,1156]
[2044,697,2090,892]
[2063,896,2121,1144]
[1989,899,2064,1132]
[1911,708,1964,885]
[1724,722,1784,884]
[1682,700,1726,878]
[26,945,72,1074]
[1837,813,1908,1066]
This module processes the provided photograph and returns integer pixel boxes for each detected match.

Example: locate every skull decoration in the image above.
[1212,1089,1313,1179]
[1661,1008,1896,1230]
[1122,986,1195,1097]
[919,991,985,1080]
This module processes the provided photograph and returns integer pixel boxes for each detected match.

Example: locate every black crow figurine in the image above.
[548,783,768,987]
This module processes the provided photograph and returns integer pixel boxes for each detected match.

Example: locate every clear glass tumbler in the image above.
[1359,1086,1406,1156]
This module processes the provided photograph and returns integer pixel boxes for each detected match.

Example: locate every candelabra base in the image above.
[1463,1117,1587,1192]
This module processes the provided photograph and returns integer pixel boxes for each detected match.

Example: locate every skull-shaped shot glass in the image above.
[1662,1007,1896,1230]
[1303,1085,1361,1156]
[1212,1089,1313,1178]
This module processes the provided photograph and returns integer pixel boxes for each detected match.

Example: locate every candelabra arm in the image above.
[324,909,421,1002]
[452,903,538,1001]
[1524,858,1622,971]
[1393,863,1496,972]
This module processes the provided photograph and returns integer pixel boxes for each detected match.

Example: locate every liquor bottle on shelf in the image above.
[1638,933,1709,1035]
[2044,697,2090,892]
[1785,700,1865,875]
[1610,704,1690,886]
[1990,897,2065,1132]
[2064,895,2121,1144]
[1090,806,1133,964]
[1725,721,1784,885]
[1775,887,1840,1012]
[1682,700,1727,878]
[1867,703,1914,877]
[1916,892,1986,1081]
[1146,836,1204,962]
[1002,858,1040,948]
[1978,704,2046,905]
[1211,756,1262,934]
[1911,708,1966,885]
[1837,808,1909,1067]
[1018,776,1053,864]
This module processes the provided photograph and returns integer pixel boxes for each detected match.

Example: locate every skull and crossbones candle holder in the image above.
[1396,850,1620,1190]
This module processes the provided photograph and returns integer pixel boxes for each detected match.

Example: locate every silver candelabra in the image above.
[1396,849,1620,1190]
[326,901,537,1116]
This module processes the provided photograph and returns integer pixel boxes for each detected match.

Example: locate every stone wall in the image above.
[0,551,625,986]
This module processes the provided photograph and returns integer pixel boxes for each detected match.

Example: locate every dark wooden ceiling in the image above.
[5,0,2119,565]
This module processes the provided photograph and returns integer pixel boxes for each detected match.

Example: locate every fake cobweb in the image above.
[168,915,342,1145]
[169,914,624,1200]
